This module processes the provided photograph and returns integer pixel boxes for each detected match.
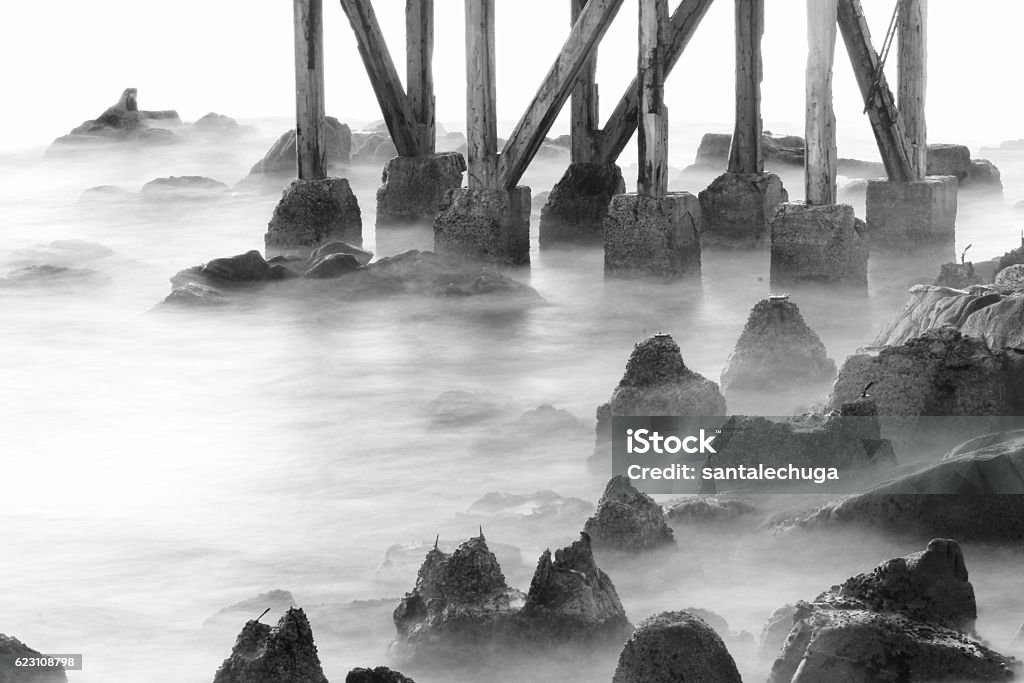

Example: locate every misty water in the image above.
[3,117,1024,682]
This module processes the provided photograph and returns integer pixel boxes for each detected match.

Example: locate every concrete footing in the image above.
[433,187,532,265]
[265,178,362,257]
[698,172,788,248]
[771,202,867,288]
[604,192,701,278]
[539,163,626,247]
[375,152,466,227]
[866,176,958,255]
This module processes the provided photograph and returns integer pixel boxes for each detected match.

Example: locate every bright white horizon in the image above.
[1,1,1022,152]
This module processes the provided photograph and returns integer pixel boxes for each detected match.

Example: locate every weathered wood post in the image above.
[571,0,600,164]
[698,0,787,248]
[897,0,926,180]
[637,0,669,198]
[805,0,838,206]
[464,0,499,189]
[293,0,327,180]
[604,0,701,278]
[264,0,363,258]
[407,0,436,156]
[769,0,866,287]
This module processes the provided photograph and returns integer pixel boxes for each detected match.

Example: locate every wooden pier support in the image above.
[805,0,838,205]
[898,0,927,180]
[571,0,600,164]
[837,0,913,182]
[729,0,763,175]
[465,0,499,188]
[407,0,435,155]
[637,0,669,197]
[293,0,327,179]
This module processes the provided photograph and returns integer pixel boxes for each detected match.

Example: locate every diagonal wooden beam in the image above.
[339,0,422,157]
[596,0,716,165]
[496,0,626,190]
[837,0,914,182]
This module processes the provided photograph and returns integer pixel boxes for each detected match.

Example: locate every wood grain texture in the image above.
[294,0,327,179]
[637,0,669,197]
[571,0,601,164]
[898,0,927,179]
[407,0,435,155]
[805,0,837,205]
[465,0,498,188]
[728,0,763,174]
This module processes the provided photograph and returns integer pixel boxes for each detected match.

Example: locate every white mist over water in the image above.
[3,2,1024,682]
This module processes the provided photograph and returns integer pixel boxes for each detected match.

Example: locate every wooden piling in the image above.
[293,0,327,179]
[407,0,435,155]
[729,0,764,174]
[571,0,600,164]
[465,0,499,188]
[837,0,913,182]
[340,0,421,157]
[637,0,669,197]
[805,0,838,205]
[898,0,927,179]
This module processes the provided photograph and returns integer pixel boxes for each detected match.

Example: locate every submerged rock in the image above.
[582,476,675,553]
[769,540,1016,683]
[612,611,743,683]
[0,634,68,682]
[304,253,363,279]
[0,264,111,290]
[79,185,137,203]
[346,667,415,683]
[140,175,230,201]
[720,296,836,394]
[170,250,274,289]
[308,241,373,267]
[212,607,328,683]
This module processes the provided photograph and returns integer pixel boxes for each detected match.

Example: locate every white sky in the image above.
[1,1,1022,150]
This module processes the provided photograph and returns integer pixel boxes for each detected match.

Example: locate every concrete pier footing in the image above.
[539,163,626,248]
[770,202,868,288]
[375,153,467,227]
[865,176,958,255]
[604,192,702,278]
[265,178,362,257]
[698,172,788,248]
[433,187,532,265]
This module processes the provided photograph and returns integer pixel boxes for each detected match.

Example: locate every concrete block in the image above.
[604,192,701,278]
[376,152,466,227]
[433,187,532,266]
[771,202,867,287]
[265,177,362,258]
[866,176,958,254]
[538,162,625,247]
[698,172,788,248]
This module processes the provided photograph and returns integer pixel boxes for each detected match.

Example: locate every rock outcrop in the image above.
[768,540,1016,683]
[49,87,181,150]
[720,296,836,394]
[995,264,1024,290]
[346,668,415,683]
[583,476,675,553]
[249,117,351,176]
[212,608,329,683]
[665,497,757,526]
[612,611,743,683]
[0,634,68,682]
[872,285,1003,347]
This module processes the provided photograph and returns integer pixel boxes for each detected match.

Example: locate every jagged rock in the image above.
[775,433,1024,541]
[829,326,1009,416]
[249,117,351,175]
[265,178,362,256]
[205,590,297,628]
[872,285,1003,347]
[720,296,835,394]
[759,604,799,660]
[934,261,982,289]
[308,241,373,267]
[612,611,743,683]
[995,238,1024,280]
[377,539,525,584]
[666,497,757,526]
[583,476,674,552]
[212,607,328,683]
[49,87,181,150]
[769,541,1016,683]
[995,264,1024,290]
[140,175,230,201]
[538,163,626,246]
[346,667,415,683]
[0,634,68,682]
[521,533,632,640]
[304,253,363,279]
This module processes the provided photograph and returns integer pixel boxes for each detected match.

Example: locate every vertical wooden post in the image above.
[293,0,327,179]
[465,0,498,188]
[729,0,764,174]
[407,0,435,155]
[805,0,838,205]
[571,0,600,164]
[898,0,927,180]
[637,0,669,197]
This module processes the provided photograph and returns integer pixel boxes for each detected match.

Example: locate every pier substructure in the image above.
[376,153,467,226]
[865,175,956,255]
[434,187,531,265]
[540,163,626,247]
